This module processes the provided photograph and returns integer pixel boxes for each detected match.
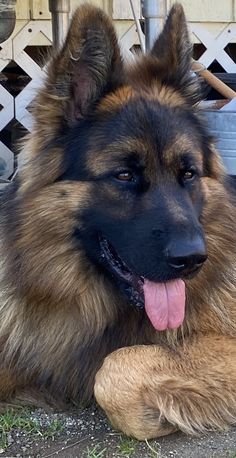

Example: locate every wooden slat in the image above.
[170,0,234,22]
[16,0,30,19]
[71,0,110,13]
[30,0,51,20]
[112,0,141,19]
[30,0,111,19]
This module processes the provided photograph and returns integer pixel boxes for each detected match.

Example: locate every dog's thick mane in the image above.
[1,178,236,405]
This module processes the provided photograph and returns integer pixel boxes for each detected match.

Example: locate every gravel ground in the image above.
[0,405,236,458]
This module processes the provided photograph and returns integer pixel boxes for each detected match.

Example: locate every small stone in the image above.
[7,432,14,444]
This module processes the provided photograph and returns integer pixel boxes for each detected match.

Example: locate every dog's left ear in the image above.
[150,3,198,103]
[128,4,200,104]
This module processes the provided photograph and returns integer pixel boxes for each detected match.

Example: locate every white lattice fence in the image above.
[0,20,52,181]
[119,20,236,72]
[13,21,52,130]
[191,23,236,72]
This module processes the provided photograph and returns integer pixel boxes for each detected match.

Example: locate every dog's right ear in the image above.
[34,4,123,127]
[18,5,123,193]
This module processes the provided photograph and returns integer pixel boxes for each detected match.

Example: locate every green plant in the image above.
[0,408,64,449]
[86,443,107,458]
[0,408,41,449]
[117,436,137,456]
[145,439,160,457]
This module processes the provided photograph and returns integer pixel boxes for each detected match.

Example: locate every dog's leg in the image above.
[0,369,19,401]
[94,335,236,439]
[0,369,56,410]
[0,369,28,410]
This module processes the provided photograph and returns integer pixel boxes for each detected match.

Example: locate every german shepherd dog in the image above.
[0,2,236,440]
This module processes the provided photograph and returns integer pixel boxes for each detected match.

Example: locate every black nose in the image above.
[167,235,207,274]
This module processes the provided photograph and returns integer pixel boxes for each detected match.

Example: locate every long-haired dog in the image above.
[0,3,236,439]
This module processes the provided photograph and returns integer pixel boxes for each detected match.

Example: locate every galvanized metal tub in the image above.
[205,110,236,175]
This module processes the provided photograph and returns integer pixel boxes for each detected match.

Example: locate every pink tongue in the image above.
[143,279,185,331]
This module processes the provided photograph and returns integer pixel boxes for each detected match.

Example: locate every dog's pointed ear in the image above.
[151,4,191,73]
[150,4,199,103]
[36,5,123,124]
[19,5,123,192]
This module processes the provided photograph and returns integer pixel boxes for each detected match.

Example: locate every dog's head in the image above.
[17,4,225,330]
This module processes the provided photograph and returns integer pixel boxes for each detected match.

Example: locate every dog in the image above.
[0,2,236,440]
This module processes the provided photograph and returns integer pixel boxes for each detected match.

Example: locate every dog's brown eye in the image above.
[183,169,196,181]
[116,172,134,182]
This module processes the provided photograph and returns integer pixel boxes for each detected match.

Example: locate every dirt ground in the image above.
[1,405,236,458]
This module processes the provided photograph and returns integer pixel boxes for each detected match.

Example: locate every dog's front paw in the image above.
[94,346,178,440]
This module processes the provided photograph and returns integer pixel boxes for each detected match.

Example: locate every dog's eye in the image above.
[116,171,134,182]
[182,168,196,182]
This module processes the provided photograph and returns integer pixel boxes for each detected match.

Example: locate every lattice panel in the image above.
[119,18,236,72]
[0,20,52,181]
[119,23,144,60]
[191,23,236,72]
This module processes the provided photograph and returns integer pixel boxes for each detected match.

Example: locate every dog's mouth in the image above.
[100,237,145,308]
[99,237,186,331]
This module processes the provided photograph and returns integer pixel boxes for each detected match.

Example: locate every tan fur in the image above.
[95,335,236,439]
[0,2,236,441]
